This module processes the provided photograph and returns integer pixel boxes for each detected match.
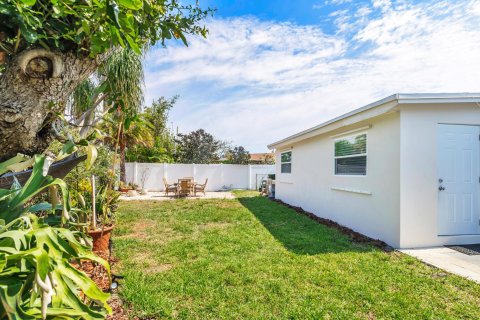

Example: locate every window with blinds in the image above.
[281,151,292,173]
[334,133,367,175]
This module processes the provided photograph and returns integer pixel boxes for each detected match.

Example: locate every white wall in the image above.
[399,103,480,248]
[275,112,401,247]
[249,165,276,190]
[125,163,274,191]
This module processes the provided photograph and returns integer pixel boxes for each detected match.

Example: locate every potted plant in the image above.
[118,181,131,193]
[75,175,120,252]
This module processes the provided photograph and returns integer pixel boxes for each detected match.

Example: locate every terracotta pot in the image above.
[119,187,131,193]
[87,225,114,252]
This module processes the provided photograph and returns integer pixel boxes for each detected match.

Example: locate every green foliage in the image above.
[125,138,174,163]
[67,47,145,141]
[68,47,152,183]
[0,155,70,225]
[73,186,121,230]
[175,129,229,164]
[71,79,97,119]
[100,47,144,114]
[144,96,177,137]
[0,0,213,58]
[64,145,120,228]
[0,154,30,175]
[101,112,154,150]
[0,155,110,319]
[125,96,177,163]
[66,145,116,191]
[224,146,250,164]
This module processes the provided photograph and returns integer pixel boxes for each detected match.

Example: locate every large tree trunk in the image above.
[0,48,103,161]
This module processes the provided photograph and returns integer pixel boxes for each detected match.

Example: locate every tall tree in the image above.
[175,129,228,164]
[0,1,212,160]
[66,47,146,182]
[101,113,154,182]
[145,96,178,137]
[225,146,251,164]
[126,96,178,163]
[102,48,145,183]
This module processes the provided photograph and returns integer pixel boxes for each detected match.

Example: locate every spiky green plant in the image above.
[0,155,110,319]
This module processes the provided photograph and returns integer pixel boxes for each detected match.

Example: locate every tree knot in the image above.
[18,49,64,79]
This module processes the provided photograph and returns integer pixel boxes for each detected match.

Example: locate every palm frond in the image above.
[71,78,96,118]
[101,48,145,113]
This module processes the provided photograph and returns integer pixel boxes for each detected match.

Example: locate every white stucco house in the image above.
[268,93,480,249]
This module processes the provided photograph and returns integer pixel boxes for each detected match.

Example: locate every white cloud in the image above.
[372,0,392,11]
[144,0,480,152]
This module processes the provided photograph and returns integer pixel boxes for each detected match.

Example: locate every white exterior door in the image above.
[438,124,480,235]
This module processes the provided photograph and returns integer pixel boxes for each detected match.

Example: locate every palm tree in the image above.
[68,47,146,183]
[101,48,144,113]
[101,113,154,183]
[100,48,145,183]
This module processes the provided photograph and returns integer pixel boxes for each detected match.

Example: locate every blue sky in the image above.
[199,0,356,29]
[144,0,480,152]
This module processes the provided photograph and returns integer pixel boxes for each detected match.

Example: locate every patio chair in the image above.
[178,179,191,197]
[194,178,208,196]
[163,178,177,196]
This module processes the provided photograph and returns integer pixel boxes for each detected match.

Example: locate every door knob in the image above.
[438,186,445,191]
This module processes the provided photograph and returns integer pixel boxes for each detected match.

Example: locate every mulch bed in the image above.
[75,249,132,320]
[271,198,394,252]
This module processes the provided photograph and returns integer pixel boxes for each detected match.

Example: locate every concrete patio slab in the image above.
[120,191,235,201]
[400,247,480,283]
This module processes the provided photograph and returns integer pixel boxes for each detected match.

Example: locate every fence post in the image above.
[163,163,167,191]
[248,165,252,190]
[133,162,138,185]
[220,163,224,189]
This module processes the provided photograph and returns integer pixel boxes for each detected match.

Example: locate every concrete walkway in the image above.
[120,191,235,201]
[400,247,480,283]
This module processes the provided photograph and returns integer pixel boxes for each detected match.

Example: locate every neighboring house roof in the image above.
[268,93,480,150]
[250,153,273,162]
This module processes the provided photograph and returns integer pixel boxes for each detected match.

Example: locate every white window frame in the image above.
[333,132,367,176]
[280,151,292,174]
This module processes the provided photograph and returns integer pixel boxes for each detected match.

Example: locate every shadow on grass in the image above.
[238,196,373,255]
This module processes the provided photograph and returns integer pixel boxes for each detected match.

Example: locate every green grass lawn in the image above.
[114,191,480,319]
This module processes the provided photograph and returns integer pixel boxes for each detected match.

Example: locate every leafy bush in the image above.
[125,96,177,163]
[0,0,212,57]
[73,185,121,231]
[65,146,117,192]
[0,155,110,319]
[175,129,229,164]
[125,137,175,163]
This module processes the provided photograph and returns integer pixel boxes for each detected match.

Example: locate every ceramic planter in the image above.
[87,225,114,252]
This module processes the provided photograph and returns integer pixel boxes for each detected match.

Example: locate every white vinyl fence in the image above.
[125,163,275,191]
